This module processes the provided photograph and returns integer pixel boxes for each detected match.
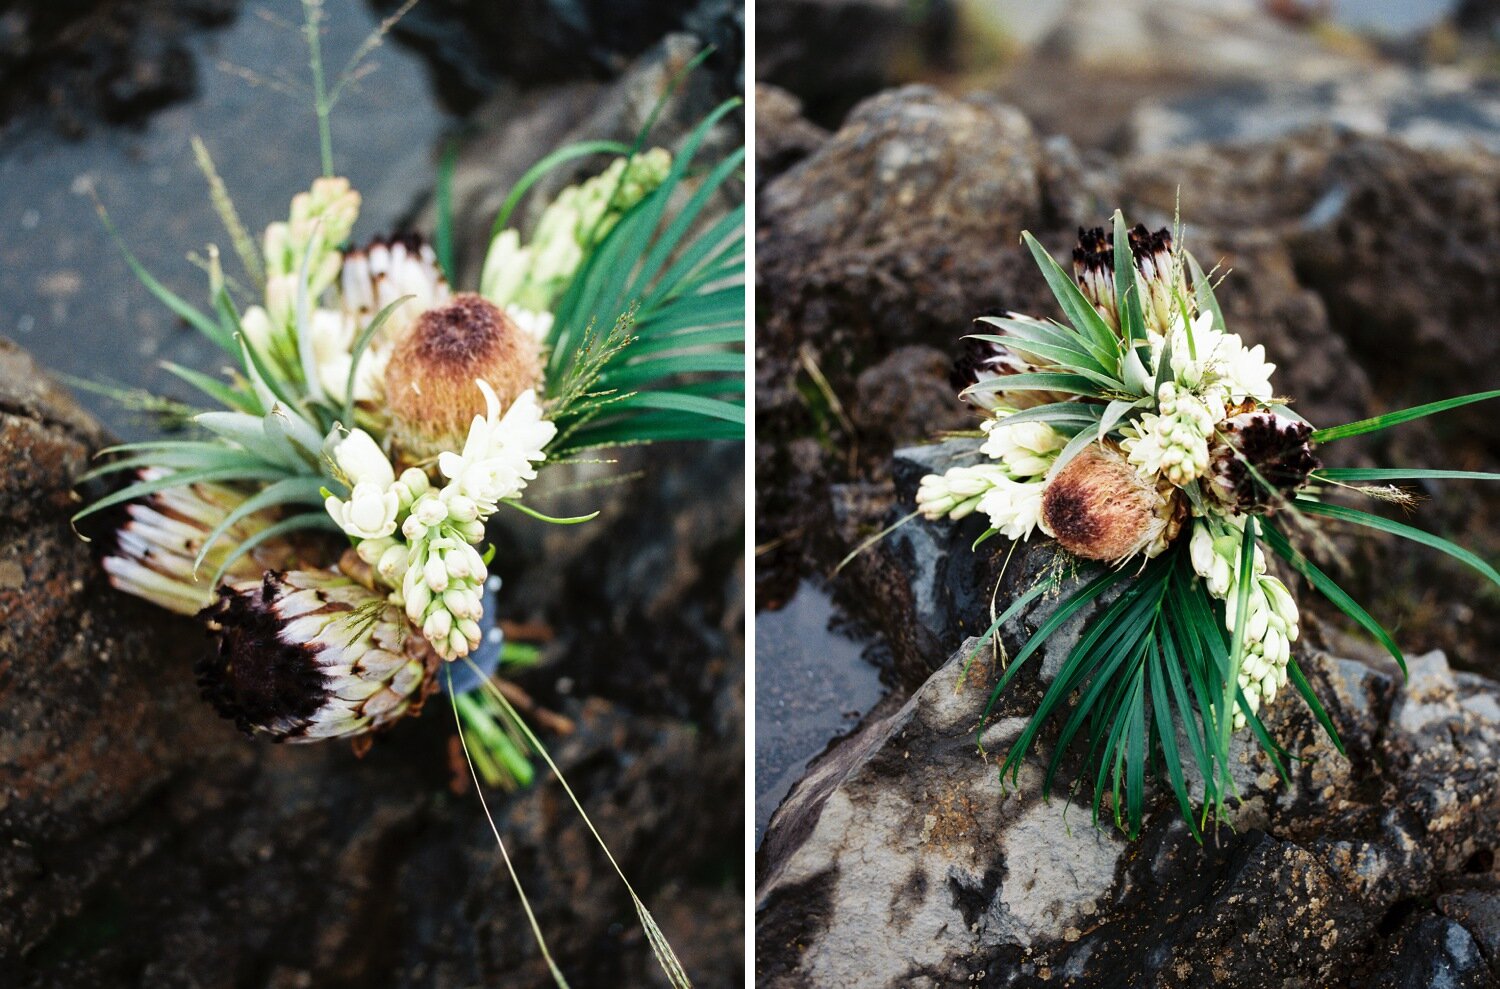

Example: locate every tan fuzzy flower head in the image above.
[1041,444,1170,563]
[384,293,544,462]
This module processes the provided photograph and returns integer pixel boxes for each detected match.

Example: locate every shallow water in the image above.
[754,580,885,843]
[0,3,448,441]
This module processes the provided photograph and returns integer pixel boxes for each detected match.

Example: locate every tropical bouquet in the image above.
[913,211,1498,839]
[71,8,742,983]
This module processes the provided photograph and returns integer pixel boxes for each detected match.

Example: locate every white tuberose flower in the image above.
[980,419,1066,479]
[1159,311,1276,405]
[325,429,401,539]
[437,382,557,513]
[976,476,1046,542]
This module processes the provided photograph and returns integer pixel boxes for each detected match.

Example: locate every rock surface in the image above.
[754,0,953,126]
[374,0,743,114]
[756,80,1500,989]
[758,487,1500,986]
[0,0,237,136]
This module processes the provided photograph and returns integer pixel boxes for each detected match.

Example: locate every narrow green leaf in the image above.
[435,137,459,283]
[97,202,234,354]
[1294,498,1500,590]
[500,501,600,525]
[342,294,415,425]
[72,465,286,524]
[1044,422,1102,482]
[192,476,329,574]
[1311,390,1500,443]
[959,371,1104,399]
[489,141,634,240]
[1185,251,1225,332]
[211,511,339,587]
[1112,210,1147,343]
[1020,230,1120,359]
[161,361,260,414]
[1314,467,1500,483]
[1287,659,1346,756]
[612,391,744,425]
[1262,521,1405,675]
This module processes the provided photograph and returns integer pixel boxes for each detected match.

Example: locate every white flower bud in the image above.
[404,580,432,624]
[356,536,395,566]
[377,543,409,582]
[423,552,450,593]
[334,429,395,488]
[423,608,453,642]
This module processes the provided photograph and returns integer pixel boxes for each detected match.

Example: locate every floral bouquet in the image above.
[914,211,1498,839]
[70,13,741,981]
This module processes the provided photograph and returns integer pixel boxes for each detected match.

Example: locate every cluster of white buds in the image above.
[248,178,362,373]
[916,463,1009,522]
[397,491,489,660]
[976,475,1046,541]
[919,414,1063,540]
[980,419,1066,479]
[1189,520,1299,728]
[1124,382,1218,487]
[481,149,672,314]
[1158,311,1276,408]
[322,381,555,661]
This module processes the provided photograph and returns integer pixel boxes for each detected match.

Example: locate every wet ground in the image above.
[753,580,885,842]
[0,2,447,442]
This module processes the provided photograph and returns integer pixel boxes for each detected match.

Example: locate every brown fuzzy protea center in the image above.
[384,293,543,458]
[1042,445,1165,562]
[196,572,335,740]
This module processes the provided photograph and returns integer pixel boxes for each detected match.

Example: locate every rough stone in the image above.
[757,531,1500,985]
[754,83,829,187]
[755,0,954,126]
[756,85,1500,678]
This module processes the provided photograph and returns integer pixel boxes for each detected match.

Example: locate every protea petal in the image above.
[101,470,301,615]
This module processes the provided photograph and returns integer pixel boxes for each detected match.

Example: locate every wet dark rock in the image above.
[757,509,1500,986]
[852,346,973,447]
[0,0,237,137]
[373,0,743,114]
[755,0,954,127]
[1375,914,1494,989]
[755,86,1072,592]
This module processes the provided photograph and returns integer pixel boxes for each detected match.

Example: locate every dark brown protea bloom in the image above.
[384,292,543,462]
[1205,411,1320,513]
[197,569,441,746]
[1072,223,1184,335]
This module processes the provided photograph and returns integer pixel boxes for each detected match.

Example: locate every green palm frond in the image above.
[542,99,745,455]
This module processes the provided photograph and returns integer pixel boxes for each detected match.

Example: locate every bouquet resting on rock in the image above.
[913,211,1499,838]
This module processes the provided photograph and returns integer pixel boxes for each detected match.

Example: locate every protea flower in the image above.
[1205,411,1320,514]
[197,569,441,744]
[1073,223,1186,335]
[952,315,1077,409]
[1041,444,1178,562]
[102,470,305,615]
[384,294,545,462]
[307,234,454,405]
